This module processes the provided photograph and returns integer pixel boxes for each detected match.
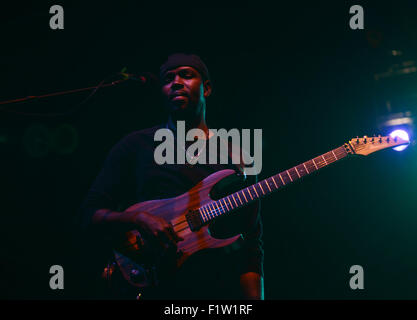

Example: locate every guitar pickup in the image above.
[185,210,204,232]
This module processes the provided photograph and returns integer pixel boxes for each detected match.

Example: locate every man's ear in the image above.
[203,80,212,98]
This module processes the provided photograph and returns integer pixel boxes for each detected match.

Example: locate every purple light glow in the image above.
[389,129,410,151]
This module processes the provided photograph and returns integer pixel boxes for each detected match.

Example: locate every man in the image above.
[81,53,264,299]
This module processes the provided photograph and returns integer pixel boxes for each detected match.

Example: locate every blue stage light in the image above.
[389,129,410,151]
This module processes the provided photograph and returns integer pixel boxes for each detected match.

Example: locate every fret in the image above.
[253,184,262,196]
[252,185,259,197]
[280,172,292,185]
[288,167,299,180]
[306,160,317,172]
[246,187,254,200]
[221,198,229,211]
[261,180,270,193]
[270,178,278,190]
[202,206,209,219]
[217,199,227,213]
[303,162,309,174]
[286,170,293,182]
[258,182,265,195]
[336,147,347,159]
[265,179,272,192]
[331,150,338,160]
[214,201,222,214]
[199,208,206,222]
[225,198,231,211]
[209,205,215,219]
[204,206,211,220]
[236,192,243,205]
[295,164,306,177]
[312,158,319,170]
[215,202,222,215]
[205,204,211,217]
[199,207,205,221]
[294,167,301,178]
[227,196,234,209]
[321,155,328,166]
[271,176,278,189]
[335,149,345,158]
[323,152,334,164]
[208,203,216,216]
[333,148,347,160]
[313,157,324,168]
[241,190,248,202]
[215,202,221,215]
[202,206,209,221]
[278,173,285,185]
[273,175,284,188]
[231,194,238,207]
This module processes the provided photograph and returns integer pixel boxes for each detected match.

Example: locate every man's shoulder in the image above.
[118,124,164,144]
[122,124,164,141]
[110,124,164,154]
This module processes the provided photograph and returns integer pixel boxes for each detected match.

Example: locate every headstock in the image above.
[347,135,410,156]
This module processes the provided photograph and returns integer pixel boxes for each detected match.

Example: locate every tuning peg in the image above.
[387,137,390,142]
[371,135,375,142]
[363,135,367,143]
[394,136,398,142]
[356,136,359,144]
[378,135,382,143]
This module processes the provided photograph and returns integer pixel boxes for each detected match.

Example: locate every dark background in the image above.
[1,0,417,299]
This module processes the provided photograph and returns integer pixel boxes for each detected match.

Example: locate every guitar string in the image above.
[134,144,364,245]
[182,138,399,228]
[184,148,347,223]
[171,147,347,229]
[213,148,347,216]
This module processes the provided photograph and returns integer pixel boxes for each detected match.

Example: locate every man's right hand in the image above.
[126,210,184,251]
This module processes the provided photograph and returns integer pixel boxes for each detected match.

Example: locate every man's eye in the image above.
[164,76,173,83]
[182,71,193,78]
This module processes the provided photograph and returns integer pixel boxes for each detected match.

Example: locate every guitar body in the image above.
[113,169,241,288]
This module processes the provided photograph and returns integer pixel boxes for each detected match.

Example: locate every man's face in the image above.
[161,66,209,118]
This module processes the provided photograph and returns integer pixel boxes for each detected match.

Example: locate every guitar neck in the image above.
[197,143,353,223]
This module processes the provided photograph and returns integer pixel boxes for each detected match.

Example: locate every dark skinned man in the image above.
[81,53,264,299]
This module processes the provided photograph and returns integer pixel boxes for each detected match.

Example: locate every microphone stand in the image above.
[0,72,153,116]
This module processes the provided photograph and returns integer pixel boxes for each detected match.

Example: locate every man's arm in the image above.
[240,272,264,300]
[236,198,264,300]
[237,173,264,300]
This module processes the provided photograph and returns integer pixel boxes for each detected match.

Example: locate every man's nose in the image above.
[171,75,184,90]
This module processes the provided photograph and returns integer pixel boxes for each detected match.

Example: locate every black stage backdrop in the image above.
[1,0,417,300]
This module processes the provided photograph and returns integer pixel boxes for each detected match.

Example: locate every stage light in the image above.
[389,129,410,151]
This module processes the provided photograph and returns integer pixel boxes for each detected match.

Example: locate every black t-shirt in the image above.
[81,124,264,299]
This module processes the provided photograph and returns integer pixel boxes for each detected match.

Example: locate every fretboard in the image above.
[197,144,351,223]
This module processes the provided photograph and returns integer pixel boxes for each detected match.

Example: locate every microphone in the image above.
[119,71,158,85]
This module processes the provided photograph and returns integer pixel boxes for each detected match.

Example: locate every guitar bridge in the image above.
[185,210,203,232]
